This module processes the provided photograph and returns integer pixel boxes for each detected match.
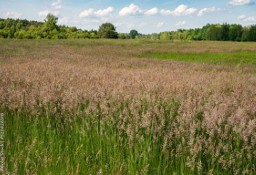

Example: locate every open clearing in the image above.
[1,39,256,174]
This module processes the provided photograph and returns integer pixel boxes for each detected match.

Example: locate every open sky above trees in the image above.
[0,0,255,33]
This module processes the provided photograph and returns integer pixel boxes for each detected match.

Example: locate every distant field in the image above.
[140,51,256,65]
[1,39,256,174]
[1,39,256,66]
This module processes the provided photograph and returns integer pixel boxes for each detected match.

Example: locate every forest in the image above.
[0,14,256,41]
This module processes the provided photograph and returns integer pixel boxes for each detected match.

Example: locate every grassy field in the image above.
[1,39,256,174]
[139,51,256,65]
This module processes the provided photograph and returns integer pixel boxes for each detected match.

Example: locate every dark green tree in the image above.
[206,24,222,40]
[129,29,138,39]
[44,14,58,31]
[0,20,5,30]
[42,14,59,38]
[242,27,251,41]
[98,23,118,39]
[228,24,242,41]
[249,25,256,41]
[220,23,230,41]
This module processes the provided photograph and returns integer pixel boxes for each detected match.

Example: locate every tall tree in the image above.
[44,14,58,32]
[249,25,256,41]
[228,24,242,41]
[242,27,251,41]
[98,23,118,39]
[129,29,139,39]
[206,24,222,41]
[220,23,230,41]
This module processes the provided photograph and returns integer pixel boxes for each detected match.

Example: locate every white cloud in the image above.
[175,21,187,27]
[157,22,164,28]
[79,7,113,18]
[173,4,197,16]
[4,11,23,19]
[51,0,62,9]
[229,0,254,5]
[119,4,142,16]
[79,9,94,18]
[238,15,246,20]
[160,4,197,16]
[94,7,114,17]
[238,15,255,22]
[159,9,172,16]
[38,10,59,17]
[144,8,158,16]
[243,16,255,21]
[198,7,221,16]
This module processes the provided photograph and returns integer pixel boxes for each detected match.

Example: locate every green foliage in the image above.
[150,33,159,40]
[160,32,171,40]
[98,23,118,39]
[220,23,230,41]
[146,23,256,42]
[249,25,256,41]
[229,24,242,41]
[0,16,256,41]
[118,33,129,39]
[129,29,139,39]
[4,98,255,174]
[140,51,256,66]
[0,16,97,39]
[241,27,251,41]
[206,24,222,40]
[44,14,58,32]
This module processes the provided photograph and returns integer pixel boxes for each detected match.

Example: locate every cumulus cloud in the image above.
[238,15,247,20]
[38,10,59,17]
[175,21,187,27]
[229,0,254,5]
[79,7,113,18]
[238,15,255,21]
[79,9,94,18]
[38,0,62,17]
[4,11,23,19]
[243,16,255,21]
[160,4,197,16]
[198,7,221,16]
[94,7,114,17]
[119,4,142,16]
[144,8,158,16]
[51,0,62,9]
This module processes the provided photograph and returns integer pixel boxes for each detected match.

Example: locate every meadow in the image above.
[1,39,256,174]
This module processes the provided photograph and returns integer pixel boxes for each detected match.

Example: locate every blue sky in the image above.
[0,0,255,33]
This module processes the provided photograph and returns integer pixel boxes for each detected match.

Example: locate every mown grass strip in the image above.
[139,51,256,66]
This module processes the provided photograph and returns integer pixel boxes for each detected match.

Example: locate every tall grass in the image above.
[5,99,255,174]
[1,39,256,174]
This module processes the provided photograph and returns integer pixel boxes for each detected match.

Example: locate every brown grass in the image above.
[2,41,256,127]
[1,40,255,114]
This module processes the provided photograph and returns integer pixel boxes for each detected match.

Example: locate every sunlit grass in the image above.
[1,39,256,174]
[5,99,255,174]
[139,51,256,66]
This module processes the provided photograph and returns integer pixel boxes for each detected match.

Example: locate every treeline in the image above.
[0,15,98,39]
[143,23,256,42]
[0,14,256,41]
